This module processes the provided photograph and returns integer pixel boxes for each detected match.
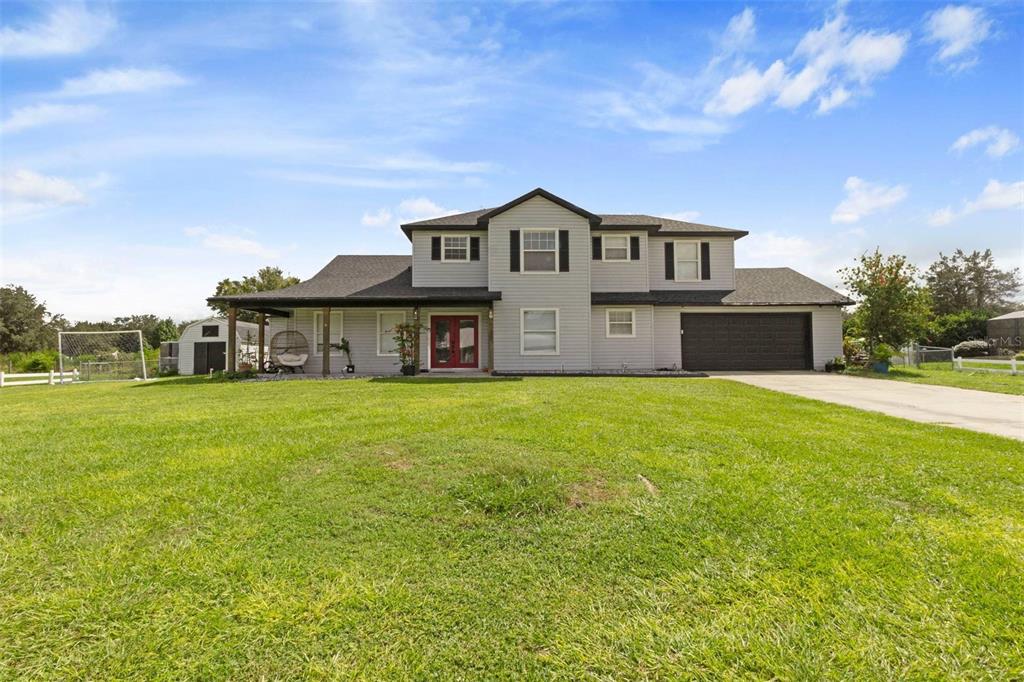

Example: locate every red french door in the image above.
[430,316,479,369]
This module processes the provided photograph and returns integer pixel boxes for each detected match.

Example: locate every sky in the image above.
[1,0,1022,322]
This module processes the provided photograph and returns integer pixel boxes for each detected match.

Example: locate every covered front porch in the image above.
[222,303,495,376]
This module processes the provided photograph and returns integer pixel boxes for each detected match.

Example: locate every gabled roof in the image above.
[207,255,500,307]
[399,188,747,239]
[989,310,1024,321]
[592,268,852,306]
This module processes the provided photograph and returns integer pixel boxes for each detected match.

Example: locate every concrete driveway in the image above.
[716,371,1024,440]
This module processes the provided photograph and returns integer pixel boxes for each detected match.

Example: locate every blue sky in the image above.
[1,1,1021,321]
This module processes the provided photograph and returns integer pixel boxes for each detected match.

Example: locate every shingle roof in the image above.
[208,255,499,306]
[989,310,1024,321]
[592,268,851,306]
[398,188,747,238]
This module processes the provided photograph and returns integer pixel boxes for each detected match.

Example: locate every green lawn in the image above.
[1,377,1021,679]
[851,362,1024,395]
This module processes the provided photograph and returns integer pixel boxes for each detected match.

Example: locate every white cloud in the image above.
[0,3,115,58]
[662,211,702,222]
[57,68,190,97]
[1,169,88,220]
[0,103,101,134]
[706,8,906,117]
[950,126,1020,158]
[928,179,1023,226]
[397,197,454,222]
[705,60,787,116]
[184,226,278,258]
[925,5,992,70]
[361,208,393,227]
[830,176,908,224]
[722,8,756,51]
[736,231,825,263]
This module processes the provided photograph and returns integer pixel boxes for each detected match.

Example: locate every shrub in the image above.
[926,310,991,348]
[953,339,990,358]
[1015,352,1024,361]
[843,337,867,364]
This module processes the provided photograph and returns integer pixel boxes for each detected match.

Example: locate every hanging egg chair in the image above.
[269,330,309,372]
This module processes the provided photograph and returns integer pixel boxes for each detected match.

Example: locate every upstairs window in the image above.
[674,240,701,282]
[522,230,557,272]
[442,235,469,262]
[602,235,629,261]
[201,325,219,338]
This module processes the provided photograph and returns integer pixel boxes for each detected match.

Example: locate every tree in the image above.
[0,285,66,353]
[210,266,300,322]
[840,250,932,350]
[925,249,1021,315]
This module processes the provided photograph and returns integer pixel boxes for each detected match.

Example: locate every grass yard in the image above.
[1,377,1022,679]
[850,361,1024,395]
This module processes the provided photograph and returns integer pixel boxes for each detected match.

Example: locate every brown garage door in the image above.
[681,313,812,370]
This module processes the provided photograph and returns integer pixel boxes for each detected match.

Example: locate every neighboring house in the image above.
[209,188,851,374]
[176,317,264,375]
[987,310,1024,351]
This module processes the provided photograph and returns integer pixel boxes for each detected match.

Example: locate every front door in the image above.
[430,316,479,369]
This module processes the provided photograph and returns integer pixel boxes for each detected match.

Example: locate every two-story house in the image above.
[209,188,850,375]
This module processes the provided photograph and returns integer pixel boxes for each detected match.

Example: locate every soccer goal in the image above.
[58,330,148,382]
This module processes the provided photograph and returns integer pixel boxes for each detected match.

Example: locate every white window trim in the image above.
[605,308,636,338]
[520,308,560,355]
[441,234,470,263]
[520,228,559,274]
[376,310,407,356]
[602,234,630,262]
[673,239,701,283]
[312,310,344,356]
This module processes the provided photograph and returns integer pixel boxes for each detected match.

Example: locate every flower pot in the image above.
[401,365,416,376]
[871,361,889,374]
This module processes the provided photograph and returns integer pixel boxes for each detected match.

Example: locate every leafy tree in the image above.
[0,285,66,353]
[925,249,1021,315]
[840,250,932,350]
[210,266,300,322]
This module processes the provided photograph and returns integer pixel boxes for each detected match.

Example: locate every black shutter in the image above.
[630,236,640,261]
[470,236,480,261]
[559,230,570,272]
[431,236,441,261]
[510,230,520,272]
[664,242,675,280]
[700,242,711,280]
[592,236,601,260]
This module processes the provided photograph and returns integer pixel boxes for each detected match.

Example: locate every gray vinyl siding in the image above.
[590,305,654,370]
[488,196,592,371]
[652,305,844,371]
[590,232,649,292]
[649,236,736,290]
[411,231,488,287]
[267,307,491,373]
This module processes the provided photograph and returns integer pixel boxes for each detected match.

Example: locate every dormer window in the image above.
[442,235,469,262]
[522,229,557,272]
[602,235,629,261]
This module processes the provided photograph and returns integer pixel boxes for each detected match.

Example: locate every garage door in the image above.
[681,313,811,370]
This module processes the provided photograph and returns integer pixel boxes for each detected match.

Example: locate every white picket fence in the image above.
[954,357,1020,375]
[0,369,79,387]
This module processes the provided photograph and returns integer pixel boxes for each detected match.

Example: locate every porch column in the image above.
[487,305,495,372]
[227,307,237,372]
[413,306,421,373]
[257,312,266,372]
[322,306,331,376]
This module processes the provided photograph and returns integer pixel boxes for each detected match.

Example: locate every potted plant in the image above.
[870,343,895,373]
[825,356,846,373]
[332,338,354,373]
[392,322,424,376]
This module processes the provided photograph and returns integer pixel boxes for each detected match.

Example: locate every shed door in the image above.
[195,342,227,373]
[681,313,811,370]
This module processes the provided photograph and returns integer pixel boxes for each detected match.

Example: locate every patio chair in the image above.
[268,330,309,373]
